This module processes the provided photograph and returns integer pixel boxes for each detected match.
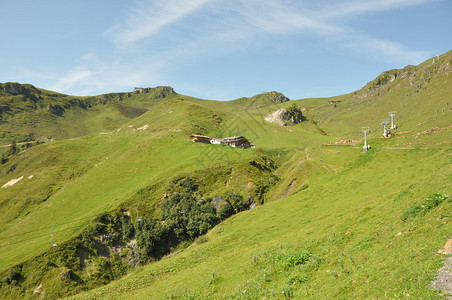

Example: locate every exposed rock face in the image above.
[262,91,290,104]
[48,104,65,116]
[133,86,175,96]
[1,82,26,95]
[265,108,289,126]
[265,105,304,126]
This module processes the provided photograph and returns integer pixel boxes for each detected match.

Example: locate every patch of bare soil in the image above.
[280,179,297,199]
[325,140,360,146]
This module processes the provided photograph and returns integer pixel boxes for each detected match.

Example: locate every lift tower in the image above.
[380,120,390,137]
[361,127,371,152]
[388,112,397,130]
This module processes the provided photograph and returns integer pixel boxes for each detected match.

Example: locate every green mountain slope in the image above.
[298,50,452,146]
[72,147,451,299]
[0,84,177,144]
[0,51,450,299]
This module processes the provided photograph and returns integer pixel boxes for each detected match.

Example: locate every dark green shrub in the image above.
[423,193,448,209]
[4,267,22,285]
[80,230,96,248]
[217,201,234,220]
[401,193,448,221]
[180,177,199,192]
[120,214,134,240]
[226,193,246,213]
[286,103,305,124]
[136,217,170,258]
[161,193,218,241]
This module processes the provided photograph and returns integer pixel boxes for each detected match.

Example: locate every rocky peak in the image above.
[261,91,290,104]
[133,86,175,95]
[0,82,35,95]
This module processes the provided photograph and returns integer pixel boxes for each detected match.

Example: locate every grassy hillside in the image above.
[297,50,452,145]
[0,51,450,299]
[71,147,451,299]
[0,84,177,144]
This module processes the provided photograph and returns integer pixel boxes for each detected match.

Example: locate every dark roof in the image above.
[189,134,212,139]
[223,136,246,141]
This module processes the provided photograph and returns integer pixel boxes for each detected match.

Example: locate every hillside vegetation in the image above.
[0,51,451,299]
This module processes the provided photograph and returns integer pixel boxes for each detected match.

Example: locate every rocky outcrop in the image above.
[132,86,176,98]
[48,104,65,116]
[4,83,25,94]
[265,108,290,126]
[0,82,36,95]
[265,105,305,126]
[262,91,290,104]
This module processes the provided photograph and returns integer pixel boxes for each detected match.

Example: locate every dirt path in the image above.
[0,141,37,148]
[431,256,452,299]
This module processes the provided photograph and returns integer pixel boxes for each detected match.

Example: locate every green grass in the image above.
[70,147,451,299]
[0,51,451,299]
[0,132,259,270]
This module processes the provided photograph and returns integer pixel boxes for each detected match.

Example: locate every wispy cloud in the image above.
[338,34,430,64]
[108,0,211,46]
[319,0,434,19]
[48,53,165,95]
[53,0,435,96]
[220,0,433,63]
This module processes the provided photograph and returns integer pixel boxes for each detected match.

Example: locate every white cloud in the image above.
[50,68,92,92]
[219,0,433,64]
[108,0,211,46]
[319,0,435,19]
[106,0,433,63]
[337,33,430,64]
[53,0,435,96]
[48,53,165,95]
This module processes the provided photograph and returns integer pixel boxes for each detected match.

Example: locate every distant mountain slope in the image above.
[298,50,452,145]
[228,91,290,111]
[0,84,177,144]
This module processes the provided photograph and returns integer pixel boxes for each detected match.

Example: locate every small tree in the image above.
[217,201,234,220]
[286,103,305,124]
[227,193,246,213]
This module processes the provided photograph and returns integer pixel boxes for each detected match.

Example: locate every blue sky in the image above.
[0,0,451,100]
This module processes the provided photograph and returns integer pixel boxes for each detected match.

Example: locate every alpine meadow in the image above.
[0,51,451,299]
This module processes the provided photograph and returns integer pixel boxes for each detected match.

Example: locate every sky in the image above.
[0,0,451,100]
